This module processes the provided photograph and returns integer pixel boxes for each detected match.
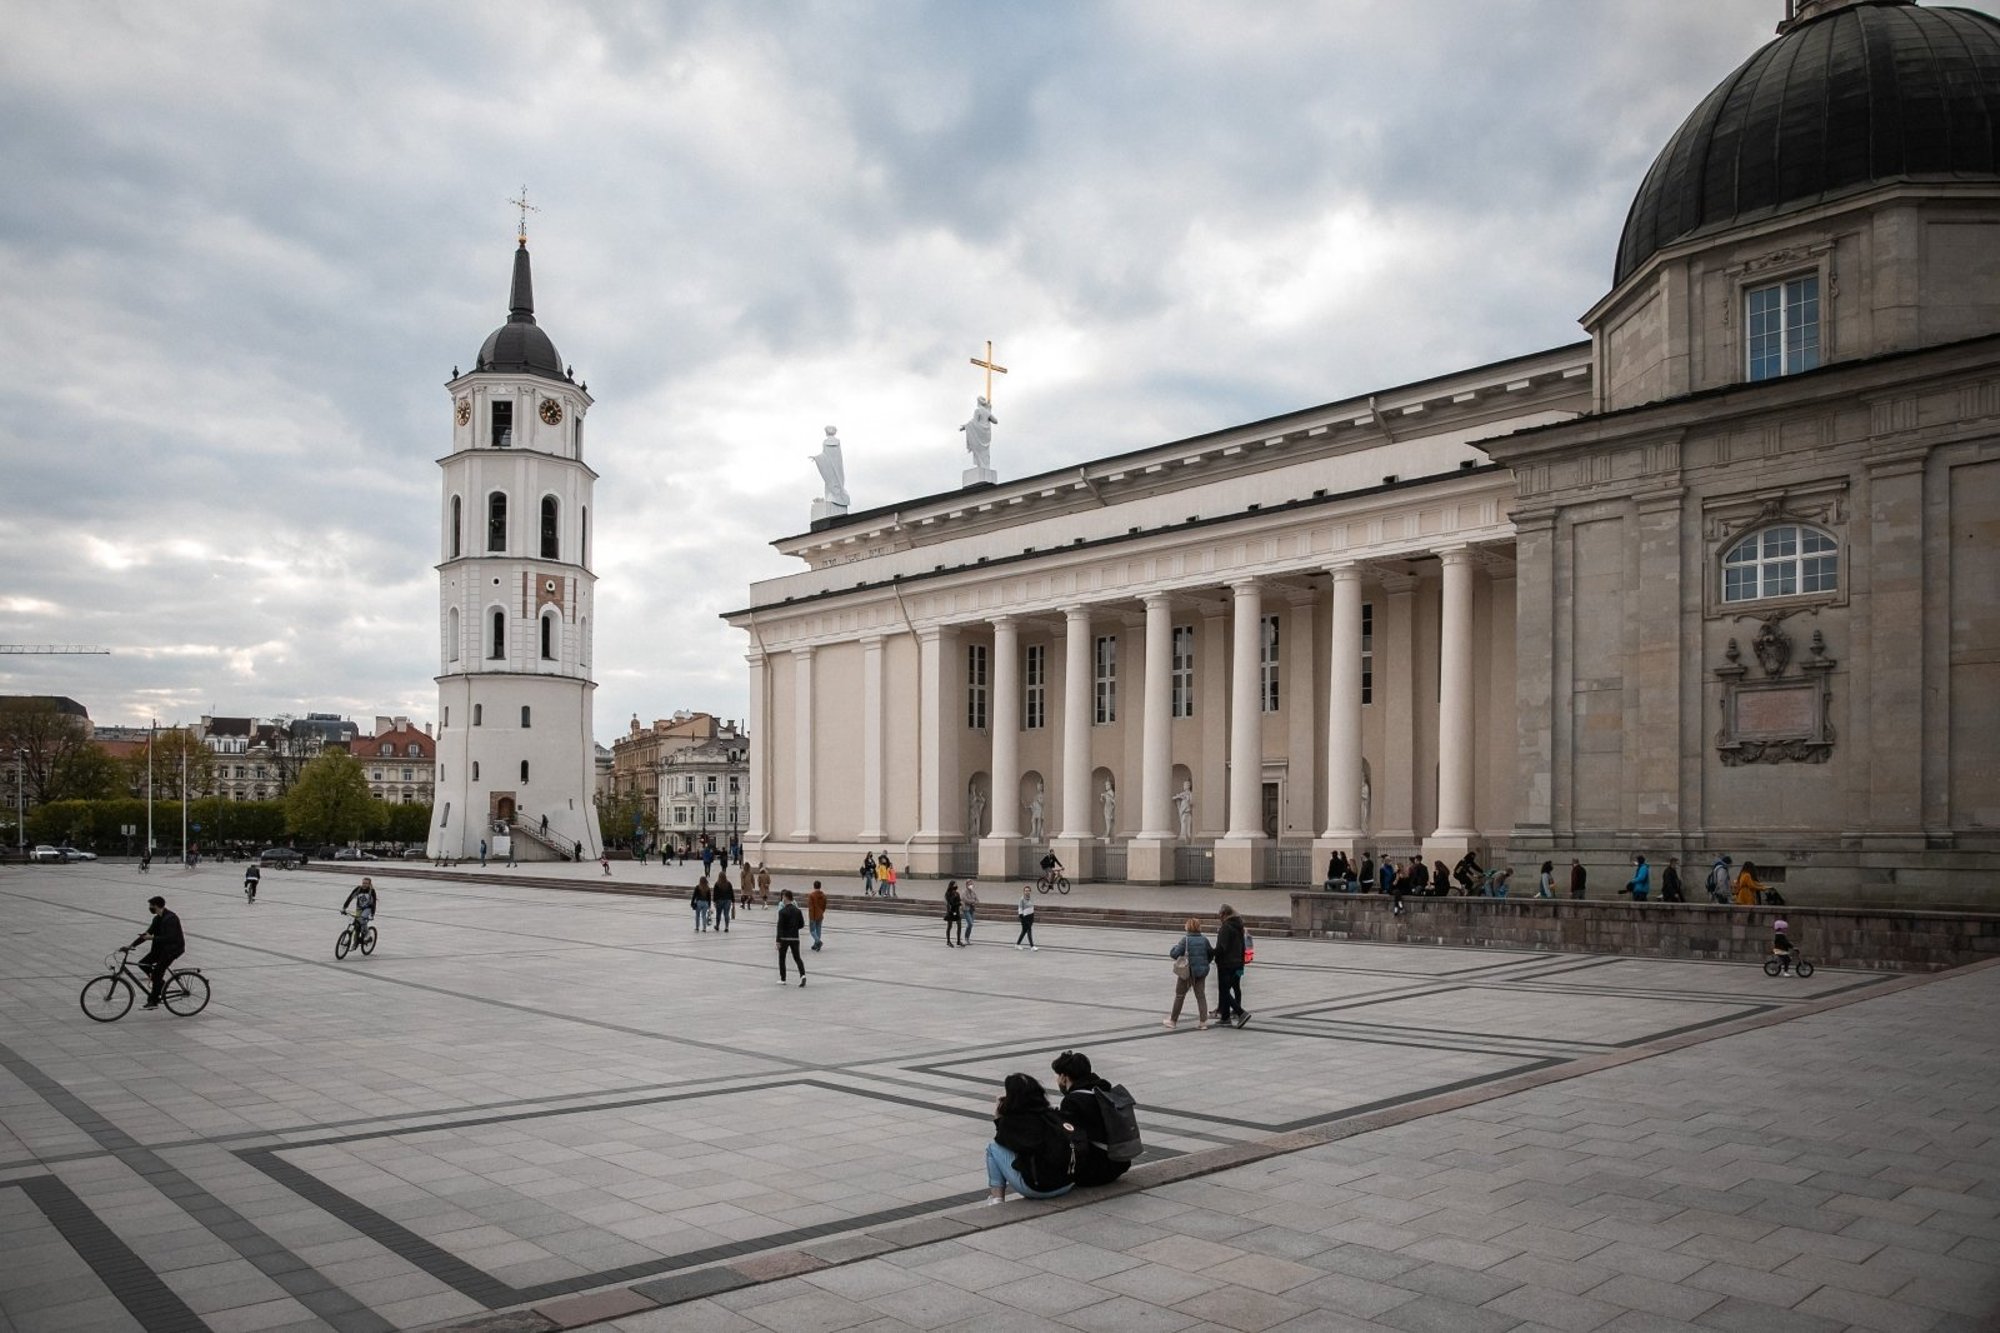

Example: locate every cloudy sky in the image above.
[2,0,1893,743]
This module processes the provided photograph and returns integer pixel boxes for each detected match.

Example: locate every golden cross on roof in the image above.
[508,185,539,244]
[970,339,1009,402]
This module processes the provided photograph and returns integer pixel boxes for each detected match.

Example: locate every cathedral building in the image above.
[427,234,604,862]
[726,0,2000,905]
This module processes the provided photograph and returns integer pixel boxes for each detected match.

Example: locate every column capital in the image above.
[744,649,768,667]
[1435,544,1475,566]
[1325,561,1365,584]
[915,623,959,644]
[858,632,887,648]
[1140,591,1175,611]
[1059,603,1091,620]
[989,613,1019,630]
[1227,576,1262,597]
[790,643,817,660]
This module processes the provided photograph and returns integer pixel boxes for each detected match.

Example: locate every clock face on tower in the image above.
[539,399,564,426]
[455,398,472,426]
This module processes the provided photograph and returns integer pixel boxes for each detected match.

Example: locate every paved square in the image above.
[0,863,1992,1332]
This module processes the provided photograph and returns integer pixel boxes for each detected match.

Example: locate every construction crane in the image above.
[0,646,111,654]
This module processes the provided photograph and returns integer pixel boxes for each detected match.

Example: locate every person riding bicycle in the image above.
[128,895,185,1010]
[243,862,261,902]
[341,877,379,935]
[1771,918,1796,975]
[1038,851,1064,890]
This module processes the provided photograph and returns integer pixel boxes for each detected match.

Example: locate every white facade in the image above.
[427,240,604,862]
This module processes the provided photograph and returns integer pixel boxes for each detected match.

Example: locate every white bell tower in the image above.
[427,223,603,862]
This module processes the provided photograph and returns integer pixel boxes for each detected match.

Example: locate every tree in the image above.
[0,699,94,805]
[379,801,433,844]
[58,746,128,801]
[285,752,374,845]
[126,728,215,800]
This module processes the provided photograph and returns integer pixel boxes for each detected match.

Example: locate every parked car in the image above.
[332,847,378,861]
[259,847,306,868]
[31,845,70,864]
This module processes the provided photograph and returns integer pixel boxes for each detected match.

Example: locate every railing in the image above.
[1015,845,1045,880]
[946,844,980,878]
[511,816,582,861]
[1173,844,1215,885]
[1098,843,1128,884]
[1262,843,1314,888]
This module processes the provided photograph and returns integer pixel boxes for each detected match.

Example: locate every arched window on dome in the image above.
[540,495,560,560]
[489,608,506,659]
[1721,525,1839,604]
[448,608,460,662]
[487,492,507,552]
[451,495,462,558]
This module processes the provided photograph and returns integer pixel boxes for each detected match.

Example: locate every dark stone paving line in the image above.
[11,1173,211,1333]
[0,1038,394,1333]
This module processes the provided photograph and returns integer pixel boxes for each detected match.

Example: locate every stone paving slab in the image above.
[0,863,1989,1332]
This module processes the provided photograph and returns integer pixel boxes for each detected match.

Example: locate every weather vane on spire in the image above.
[508,185,539,245]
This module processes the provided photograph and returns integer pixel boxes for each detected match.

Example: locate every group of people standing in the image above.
[859,852,900,897]
[1323,848,1785,911]
[1163,906,1252,1029]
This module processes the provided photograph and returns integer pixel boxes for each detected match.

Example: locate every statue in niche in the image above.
[959,396,997,472]
[1100,780,1117,839]
[1027,782,1045,841]
[1360,773,1371,830]
[968,787,986,837]
[1173,781,1194,841]
[811,425,848,506]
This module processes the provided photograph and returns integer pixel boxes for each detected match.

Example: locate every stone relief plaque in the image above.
[1714,620,1836,766]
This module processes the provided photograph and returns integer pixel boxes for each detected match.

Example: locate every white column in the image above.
[917,627,945,836]
[1226,579,1264,838]
[790,645,815,840]
[859,634,885,842]
[1138,593,1175,839]
[1059,605,1094,839]
[1323,565,1364,838]
[744,649,768,844]
[1435,547,1476,838]
[988,617,1021,838]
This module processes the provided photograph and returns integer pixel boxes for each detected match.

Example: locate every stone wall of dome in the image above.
[1586,0,2000,414]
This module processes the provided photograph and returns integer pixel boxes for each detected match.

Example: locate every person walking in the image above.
[1015,886,1038,950]
[139,850,152,873]
[961,879,979,942]
[479,838,488,867]
[129,895,185,1010]
[1734,860,1765,906]
[1569,858,1588,900]
[1623,854,1652,901]
[600,853,612,877]
[1706,855,1734,903]
[1214,904,1250,1028]
[700,843,715,878]
[807,880,827,950]
[944,881,965,946]
[1536,859,1556,899]
[755,863,773,910]
[1165,917,1213,1029]
[1661,856,1685,903]
[775,890,806,986]
[713,871,735,931]
[692,877,712,932]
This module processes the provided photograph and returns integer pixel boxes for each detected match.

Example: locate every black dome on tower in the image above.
[1614,0,2000,286]
[475,241,566,381]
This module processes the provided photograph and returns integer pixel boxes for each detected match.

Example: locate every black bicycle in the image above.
[1036,870,1071,895]
[1762,952,1815,978]
[335,908,377,959]
[79,946,210,1022]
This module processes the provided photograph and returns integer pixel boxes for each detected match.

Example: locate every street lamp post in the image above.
[13,749,24,857]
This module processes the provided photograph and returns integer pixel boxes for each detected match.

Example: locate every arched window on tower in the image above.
[488,492,507,552]
[540,612,556,661]
[580,506,588,565]
[489,608,506,659]
[541,496,560,559]
[448,608,460,662]
[451,495,462,558]
[520,760,530,782]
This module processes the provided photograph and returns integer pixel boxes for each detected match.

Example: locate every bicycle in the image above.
[335,909,378,960]
[79,946,210,1022]
[1036,870,1071,895]
[1762,952,1814,978]
[243,875,259,904]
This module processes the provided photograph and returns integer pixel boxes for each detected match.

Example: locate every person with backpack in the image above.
[1051,1051,1140,1186]
[1706,855,1733,903]
[1213,905,1251,1029]
[860,852,877,896]
[983,1073,1079,1204]
[1165,917,1213,1029]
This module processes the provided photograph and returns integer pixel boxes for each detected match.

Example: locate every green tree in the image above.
[285,752,374,845]
[379,801,433,844]
[125,728,215,800]
[56,746,128,801]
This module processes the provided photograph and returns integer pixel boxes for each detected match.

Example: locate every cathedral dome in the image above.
[475,242,566,381]
[1614,0,2000,286]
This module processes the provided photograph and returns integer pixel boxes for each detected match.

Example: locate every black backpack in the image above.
[1093,1083,1144,1162]
[1019,1108,1086,1192]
